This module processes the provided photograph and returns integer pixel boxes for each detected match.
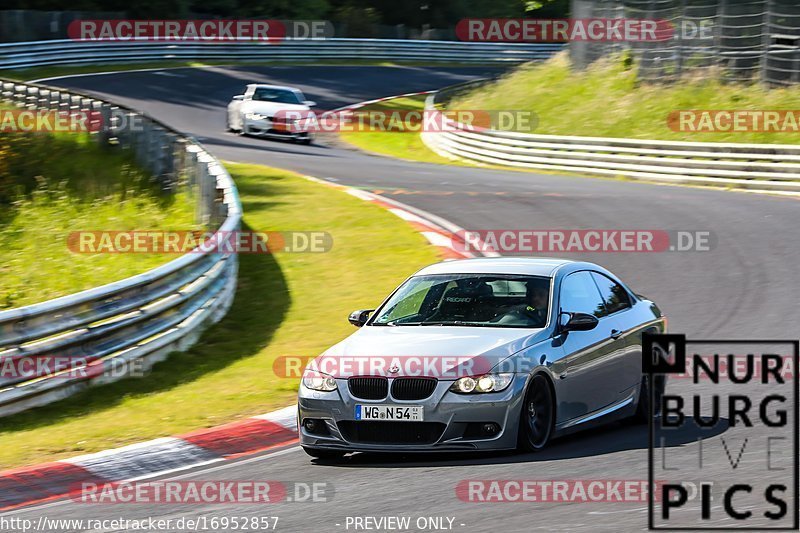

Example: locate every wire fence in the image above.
[572,0,800,85]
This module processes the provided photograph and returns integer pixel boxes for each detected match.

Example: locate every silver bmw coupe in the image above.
[298,257,666,459]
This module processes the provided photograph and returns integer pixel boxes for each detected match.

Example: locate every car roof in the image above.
[247,84,300,92]
[413,257,577,277]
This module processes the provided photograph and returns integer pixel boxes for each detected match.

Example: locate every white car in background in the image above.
[227,84,317,145]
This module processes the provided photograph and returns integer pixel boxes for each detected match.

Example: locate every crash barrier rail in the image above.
[0,38,559,417]
[423,82,800,193]
[0,38,564,70]
[0,78,242,417]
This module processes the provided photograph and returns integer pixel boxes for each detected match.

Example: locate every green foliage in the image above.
[523,0,568,16]
[450,52,800,144]
[0,132,161,206]
[0,131,195,309]
[0,163,440,468]
[333,5,381,37]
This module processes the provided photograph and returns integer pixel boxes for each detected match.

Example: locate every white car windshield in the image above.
[371,274,551,328]
[252,88,304,104]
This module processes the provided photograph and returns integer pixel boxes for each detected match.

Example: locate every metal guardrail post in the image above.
[161,132,178,191]
[147,126,162,179]
[196,153,214,227]
[98,102,112,146]
[761,0,773,84]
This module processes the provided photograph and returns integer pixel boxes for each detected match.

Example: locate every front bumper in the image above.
[243,118,314,140]
[297,375,527,453]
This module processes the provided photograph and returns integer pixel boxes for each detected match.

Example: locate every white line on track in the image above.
[30,66,216,84]
[0,446,301,515]
[29,63,417,84]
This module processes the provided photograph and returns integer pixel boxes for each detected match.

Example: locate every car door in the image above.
[554,271,627,423]
[590,272,640,397]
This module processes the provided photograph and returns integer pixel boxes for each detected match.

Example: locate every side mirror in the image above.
[348,309,374,327]
[232,95,245,101]
[303,100,317,107]
[560,311,599,332]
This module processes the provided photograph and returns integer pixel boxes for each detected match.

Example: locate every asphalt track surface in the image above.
[9,66,800,532]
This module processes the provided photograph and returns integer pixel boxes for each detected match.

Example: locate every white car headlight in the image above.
[450,373,513,394]
[245,113,268,121]
[302,370,337,392]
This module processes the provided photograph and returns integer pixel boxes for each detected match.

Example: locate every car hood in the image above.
[240,100,310,115]
[312,326,545,378]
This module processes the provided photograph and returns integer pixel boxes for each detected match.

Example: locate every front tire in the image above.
[302,446,345,460]
[226,112,240,133]
[517,374,555,452]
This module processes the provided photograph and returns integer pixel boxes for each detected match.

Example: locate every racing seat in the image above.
[430,282,493,322]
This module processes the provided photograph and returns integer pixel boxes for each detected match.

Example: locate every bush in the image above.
[0,132,160,207]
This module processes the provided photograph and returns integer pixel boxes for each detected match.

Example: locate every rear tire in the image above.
[302,446,345,460]
[517,374,555,452]
[632,374,664,424]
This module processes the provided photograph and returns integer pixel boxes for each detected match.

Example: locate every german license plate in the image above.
[355,405,423,421]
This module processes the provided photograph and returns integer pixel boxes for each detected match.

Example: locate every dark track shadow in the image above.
[312,417,730,468]
[201,133,337,157]
[0,218,290,445]
[52,66,508,114]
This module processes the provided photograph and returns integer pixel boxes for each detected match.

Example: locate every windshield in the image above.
[371,274,551,328]
[252,88,304,104]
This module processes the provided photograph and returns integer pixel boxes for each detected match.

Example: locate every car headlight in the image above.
[450,373,513,394]
[302,370,338,392]
[245,113,268,121]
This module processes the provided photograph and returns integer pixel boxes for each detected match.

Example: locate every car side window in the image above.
[591,272,631,316]
[559,272,607,318]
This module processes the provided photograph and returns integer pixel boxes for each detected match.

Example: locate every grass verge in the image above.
[451,52,800,144]
[0,163,440,469]
[337,95,470,165]
[0,133,196,309]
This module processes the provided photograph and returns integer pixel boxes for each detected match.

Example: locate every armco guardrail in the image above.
[0,38,559,418]
[0,38,563,69]
[0,78,242,417]
[423,87,800,193]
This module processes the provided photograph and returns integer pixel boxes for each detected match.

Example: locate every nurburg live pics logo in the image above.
[643,334,799,530]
